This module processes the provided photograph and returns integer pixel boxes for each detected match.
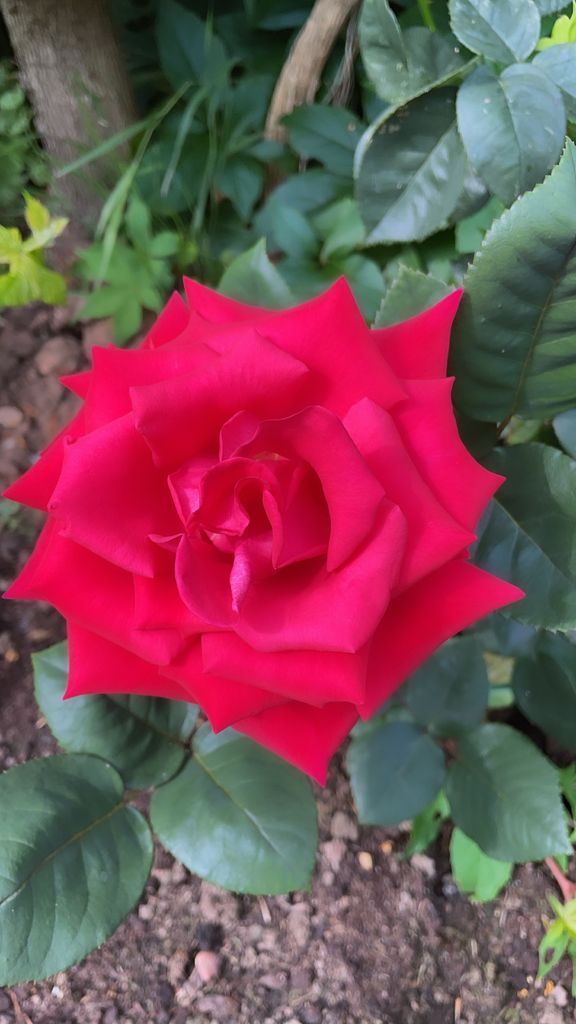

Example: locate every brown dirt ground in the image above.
[1,305,576,1024]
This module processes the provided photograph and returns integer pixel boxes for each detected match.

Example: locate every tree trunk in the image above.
[0,0,138,225]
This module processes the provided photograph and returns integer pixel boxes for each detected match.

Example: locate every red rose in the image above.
[5,280,522,782]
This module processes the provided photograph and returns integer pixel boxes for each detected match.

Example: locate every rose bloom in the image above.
[5,279,522,782]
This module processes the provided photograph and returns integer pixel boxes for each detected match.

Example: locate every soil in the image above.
[1,304,576,1024]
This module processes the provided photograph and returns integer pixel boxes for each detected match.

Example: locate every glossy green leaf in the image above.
[513,633,576,750]
[449,0,541,63]
[150,725,317,894]
[360,0,471,104]
[455,196,505,254]
[0,754,152,985]
[474,444,576,630]
[456,64,565,206]
[373,266,451,326]
[404,637,489,738]
[535,0,572,11]
[33,642,197,789]
[284,104,363,177]
[356,89,467,244]
[534,43,576,119]
[347,722,446,826]
[450,828,513,901]
[554,409,576,457]
[451,142,576,422]
[446,723,571,861]
[219,238,294,308]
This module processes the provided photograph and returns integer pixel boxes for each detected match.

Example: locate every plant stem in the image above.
[417,0,436,31]
[545,856,576,903]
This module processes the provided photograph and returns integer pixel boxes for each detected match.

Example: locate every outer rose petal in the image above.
[141,291,190,349]
[185,277,406,416]
[161,641,285,730]
[362,559,524,719]
[5,522,185,665]
[394,378,503,532]
[3,409,86,509]
[66,623,192,701]
[61,371,91,398]
[344,398,474,589]
[236,701,359,784]
[132,329,310,469]
[373,290,462,379]
[133,573,207,634]
[201,632,368,704]
[49,413,180,577]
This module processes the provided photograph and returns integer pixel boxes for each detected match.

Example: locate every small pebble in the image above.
[322,838,346,871]
[358,851,373,871]
[0,405,24,428]
[330,811,358,841]
[196,994,238,1019]
[259,971,287,990]
[551,984,568,1008]
[411,853,436,879]
[194,949,221,983]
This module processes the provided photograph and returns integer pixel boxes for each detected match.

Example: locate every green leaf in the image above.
[404,637,489,738]
[273,206,319,259]
[125,195,152,250]
[149,231,181,259]
[314,198,366,262]
[156,0,229,91]
[23,191,50,233]
[451,142,576,422]
[0,754,152,985]
[150,724,318,894]
[456,64,565,206]
[446,723,571,861]
[284,104,363,177]
[513,633,576,750]
[450,828,513,901]
[554,409,576,457]
[215,154,265,221]
[535,0,572,11]
[347,722,446,826]
[474,444,576,630]
[219,238,294,308]
[455,196,505,254]
[373,266,451,327]
[355,89,467,244]
[255,170,349,250]
[360,0,471,104]
[449,0,541,63]
[405,790,450,857]
[33,642,198,789]
[534,43,576,119]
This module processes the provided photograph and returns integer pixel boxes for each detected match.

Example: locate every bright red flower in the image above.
[5,279,522,782]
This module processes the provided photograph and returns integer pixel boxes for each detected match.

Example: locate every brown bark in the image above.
[265,0,360,141]
[0,0,138,224]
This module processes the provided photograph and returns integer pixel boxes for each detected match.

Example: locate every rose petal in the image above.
[393,378,503,531]
[362,559,525,718]
[60,371,91,398]
[141,290,191,349]
[5,521,185,665]
[223,406,386,572]
[161,640,285,729]
[48,413,180,577]
[344,398,474,589]
[132,328,310,469]
[201,632,368,705]
[3,410,86,510]
[373,289,462,379]
[235,501,406,653]
[183,278,260,322]
[66,623,192,701]
[236,701,359,784]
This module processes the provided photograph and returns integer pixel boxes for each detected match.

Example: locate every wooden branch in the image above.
[265,0,360,141]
